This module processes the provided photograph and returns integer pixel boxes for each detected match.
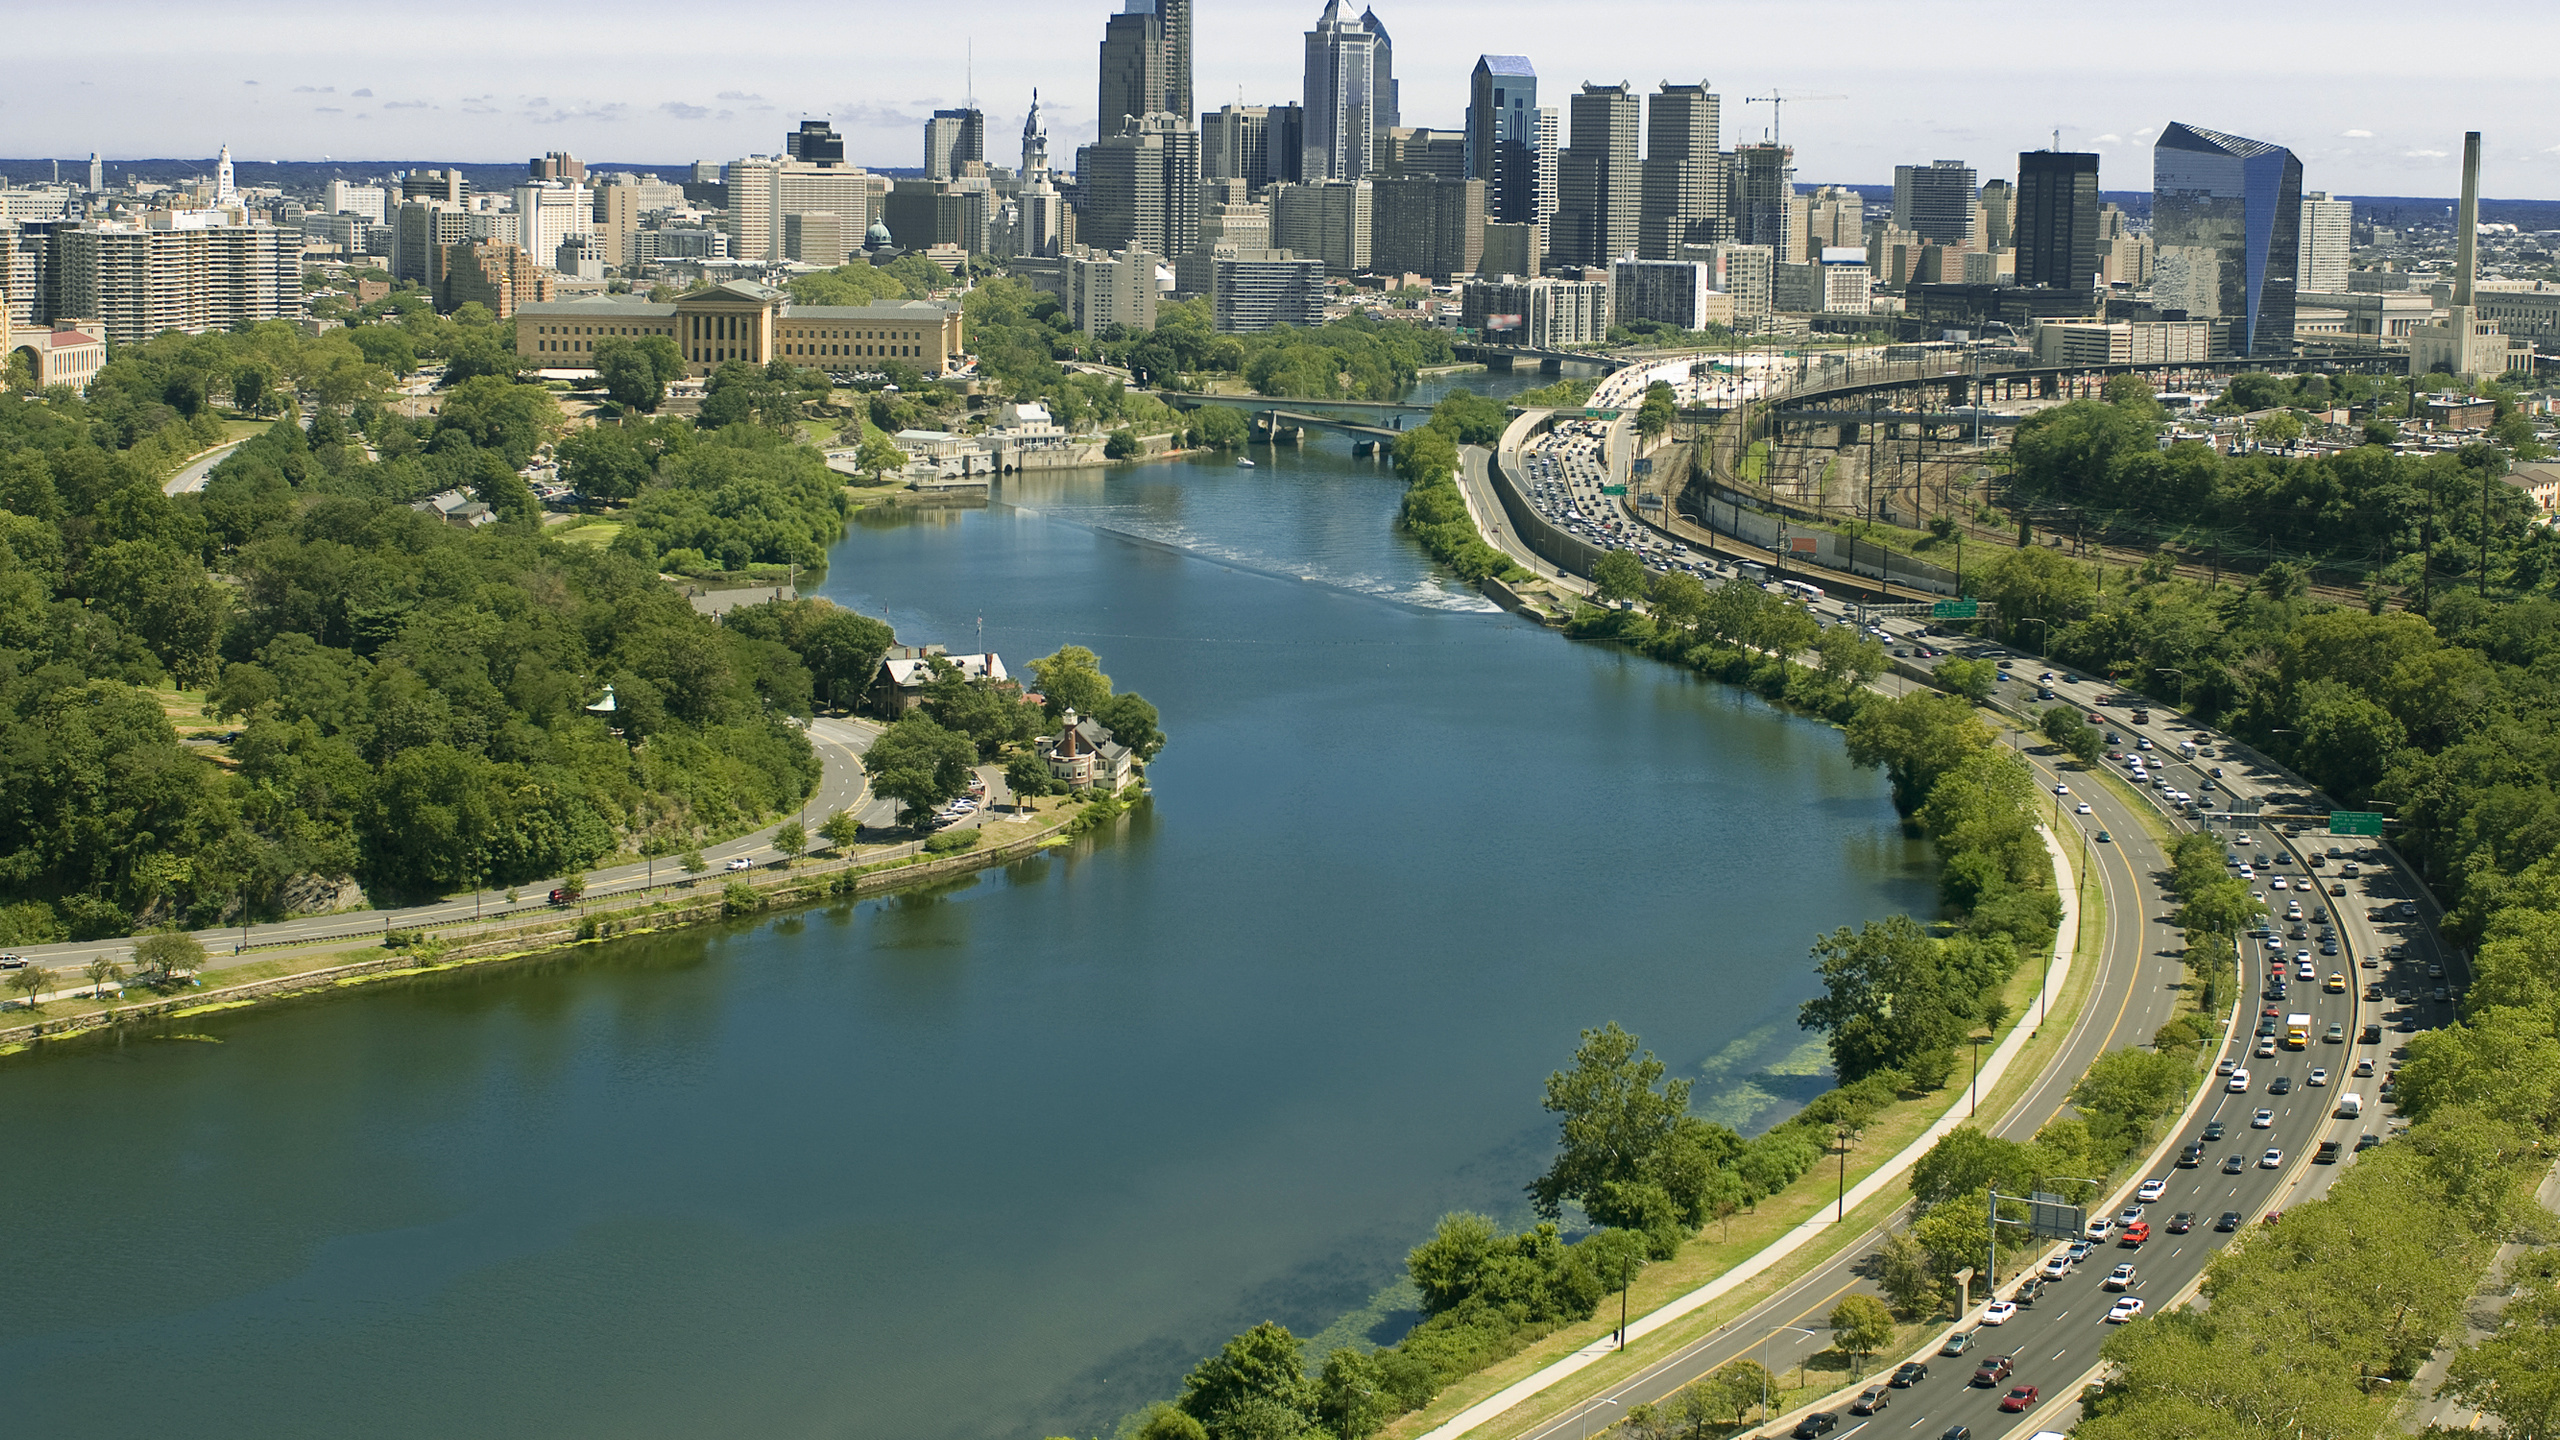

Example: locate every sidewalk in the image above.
[1419,824,2082,1439]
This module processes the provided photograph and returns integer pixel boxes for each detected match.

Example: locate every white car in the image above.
[2052,784,2070,796]
[725,857,753,872]
[1981,1300,2018,1326]
[2085,1216,2112,1239]
[2307,1068,2329,1087]
[2107,1296,2146,1323]
[2271,877,2288,891]
[2136,1178,2168,1202]
[2076,802,2092,814]
[2104,1263,2137,1291]
[2227,1068,2252,1092]
[2261,1148,2284,1169]
[2252,1108,2275,1128]
[2238,866,2257,880]
[2257,1037,2278,1057]
[2040,1255,2071,1280]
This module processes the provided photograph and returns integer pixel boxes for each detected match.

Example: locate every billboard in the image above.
[1485,313,1523,332]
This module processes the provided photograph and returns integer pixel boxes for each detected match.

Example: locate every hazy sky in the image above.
[13,0,2556,195]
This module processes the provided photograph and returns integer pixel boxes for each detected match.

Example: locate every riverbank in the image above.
[0,794,1116,1058]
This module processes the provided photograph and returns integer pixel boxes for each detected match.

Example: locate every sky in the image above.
[10,0,2557,197]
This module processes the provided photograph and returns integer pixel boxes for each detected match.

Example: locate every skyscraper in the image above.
[1891,160,1975,247]
[1157,0,1193,128]
[1302,2,1394,181]
[2014,150,2098,289]
[1466,56,1539,225]
[1637,82,1724,260]
[2152,121,2302,356]
[1370,176,1484,280]
[1099,3,1164,140]
[1730,143,1793,256]
[924,109,985,181]
[787,120,846,165]
[1977,178,2013,252]
[2297,190,2350,294]
[1076,112,1200,258]
[1554,83,1638,267]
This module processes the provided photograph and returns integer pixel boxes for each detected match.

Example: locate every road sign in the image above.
[2329,811,2385,836]
[2025,1193,2086,1242]
[1601,485,1628,496]
[1932,599,1981,619]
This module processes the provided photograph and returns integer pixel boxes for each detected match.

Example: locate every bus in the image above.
[1778,578,1825,604]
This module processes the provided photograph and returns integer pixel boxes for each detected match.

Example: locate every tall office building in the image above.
[724,157,873,263]
[324,180,388,224]
[1076,112,1200,258]
[392,201,470,286]
[1099,2,1165,140]
[1730,143,1792,255]
[1157,0,1193,127]
[512,183,594,269]
[787,120,846,164]
[1268,178,1372,274]
[2298,190,2351,295]
[925,109,985,181]
[1534,106,1560,235]
[2014,150,2098,289]
[1383,128,1467,181]
[1370,176,1484,280]
[1977,178,2013,252]
[1466,56,1540,225]
[1892,160,1976,247]
[1553,83,1638,267]
[1302,1,1394,181]
[2152,121,2301,356]
[88,153,103,194]
[1637,82,1723,260]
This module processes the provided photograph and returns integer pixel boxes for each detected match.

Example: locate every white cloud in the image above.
[2406,148,2450,159]
[660,101,712,120]
[716,91,764,102]
[2091,133,2123,144]
[351,88,372,97]
[2340,129,2374,138]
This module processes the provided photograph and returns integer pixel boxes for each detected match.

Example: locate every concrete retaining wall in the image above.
[1489,409,1609,581]
[1681,478,1960,594]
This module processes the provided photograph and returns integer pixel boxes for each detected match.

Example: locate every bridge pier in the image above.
[1540,356,1562,374]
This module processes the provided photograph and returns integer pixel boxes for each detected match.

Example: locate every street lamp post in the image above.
[1834,1121,1861,1221]
[1760,1324,1820,1423]
[2022,616,2052,659]
[1970,1032,1989,1116]
[1577,1395,1620,1440]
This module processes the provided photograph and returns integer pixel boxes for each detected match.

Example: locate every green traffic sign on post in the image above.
[2329,811,2384,836]
[1931,599,1980,620]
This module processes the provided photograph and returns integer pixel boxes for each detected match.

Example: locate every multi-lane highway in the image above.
[1486,604,2453,1440]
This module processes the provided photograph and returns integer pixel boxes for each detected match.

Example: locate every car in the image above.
[2216,1056,2238,1076]
[2308,1067,2328,1087]
[2107,1296,2147,1323]
[2096,830,2112,842]
[2269,1076,2293,1096]
[2252,1108,2275,1128]
[2354,1058,2375,1077]
[2118,1204,2146,1227]
[2316,1140,2343,1163]
[1981,1300,2017,1325]
[0,953,22,969]
[2167,1211,2195,1233]
[2257,1037,2278,1057]
[2331,882,2349,896]
[2261,1148,2284,1169]
[2041,1255,2071,1280]
[1939,1428,1971,1440]
[2066,1239,2094,1263]
[1970,1354,2014,1387]
[1940,1330,1974,1357]
[2216,1211,2243,1231]
[2329,1021,2349,1042]
[2202,1120,2226,1141]
[2052,783,2069,795]
[2076,802,2092,814]
[2119,1221,2151,1246]
[2271,877,2289,891]
[2137,1177,2168,1202]
[2000,1385,2041,1413]
[1850,1387,1891,1415]
[2226,1068,2252,1092]
[724,856,753,872]
[1791,1412,1839,1438]
[1890,1361,1929,1388]
[2104,1263,2136,1291]
[2355,1132,2381,1152]
[2365,983,2384,1001]
[2223,1154,2248,1174]
[2178,1143,2204,1168]
[2086,1215,2113,1239]
[2087,712,2103,724]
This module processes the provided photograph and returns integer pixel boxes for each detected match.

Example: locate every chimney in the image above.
[2454,130,2481,310]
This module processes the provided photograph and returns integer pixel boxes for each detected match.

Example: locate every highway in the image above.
[1481,607,2452,1440]
[1,716,894,980]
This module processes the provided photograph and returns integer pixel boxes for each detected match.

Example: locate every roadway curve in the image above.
[6,716,892,979]
[1460,616,2451,1440]
[163,437,251,495]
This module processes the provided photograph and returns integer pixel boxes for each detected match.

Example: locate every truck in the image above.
[2285,1013,2312,1049]
[2336,1093,2363,1118]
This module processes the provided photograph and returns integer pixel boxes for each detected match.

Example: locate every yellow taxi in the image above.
[2324,972,2347,993]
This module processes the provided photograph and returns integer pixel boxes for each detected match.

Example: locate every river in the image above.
[0,371,1934,1440]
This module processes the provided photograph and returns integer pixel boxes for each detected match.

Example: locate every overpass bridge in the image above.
[1448,342,1622,373]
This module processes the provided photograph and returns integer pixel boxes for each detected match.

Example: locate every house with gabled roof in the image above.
[1041,708,1135,792]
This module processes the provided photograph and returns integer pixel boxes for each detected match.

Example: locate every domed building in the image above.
[864,218,904,266]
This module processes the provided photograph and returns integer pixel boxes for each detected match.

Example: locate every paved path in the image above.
[2,714,901,985]
[163,437,251,495]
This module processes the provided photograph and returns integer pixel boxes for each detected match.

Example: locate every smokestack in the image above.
[2455,131,2481,310]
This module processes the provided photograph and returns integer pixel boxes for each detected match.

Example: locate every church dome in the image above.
[866,218,894,249]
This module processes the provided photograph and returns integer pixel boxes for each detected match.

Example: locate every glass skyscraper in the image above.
[1466,56,1539,225]
[2152,122,2302,357]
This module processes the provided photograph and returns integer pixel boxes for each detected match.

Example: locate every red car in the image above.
[2000,1385,2041,1413]
[2119,1221,2150,1246]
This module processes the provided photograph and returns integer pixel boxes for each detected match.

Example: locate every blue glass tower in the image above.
[1467,55,1538,225]
[2152,122,2302,357]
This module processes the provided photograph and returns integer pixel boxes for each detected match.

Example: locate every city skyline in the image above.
[12,0,2559,196]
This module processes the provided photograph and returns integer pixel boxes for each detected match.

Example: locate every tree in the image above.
[1315,1348,1392,1440]
[1104,430,1141,460]
[1843,690,1993,812]
[1877,1230,1943,1318]
[1798,916,1973,1084]
[5,965,46,1009]
[1093,691,1166,763]
[681,848,708,879]
[1829,1293,1897,1368]
[130,932,206,986]
[818,810,862,852]
[1528,1022,1694,1224]
[83,956,122,999]
[1177,1321,1314,1433]
[558,871,587,901]
[855,427,909,482]
[433,374,559,466]
[1029,645,1114,720]
[555,422,656,501]
[859,711,980,830]
[1648,570,1709,630]
[773,820,808,863]
[1932,656,1998,704]
[2442,1272,2560,1438]
[1004,751,1055,806]
[1593,549,1649,604]
[1194,404,1250,450]
[2038,705,2103,764]
[592,334,687,413]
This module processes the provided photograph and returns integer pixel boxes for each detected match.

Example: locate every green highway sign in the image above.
[1601,485,1628,496]
[1931,599,1981,619]
[2329,811,2385,836]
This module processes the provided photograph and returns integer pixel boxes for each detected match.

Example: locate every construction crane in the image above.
[1742,91,1847,150]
